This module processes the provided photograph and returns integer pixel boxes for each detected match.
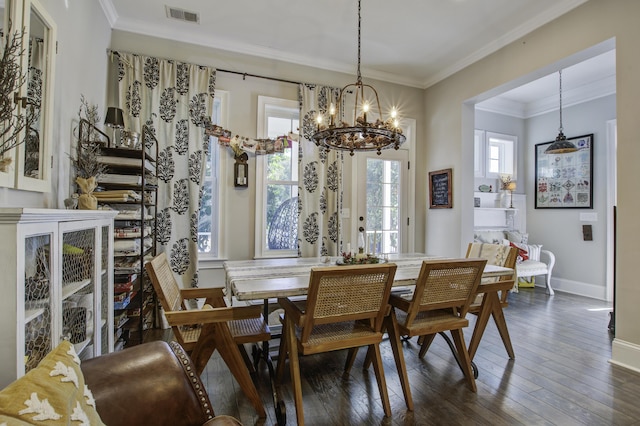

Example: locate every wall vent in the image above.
[165,6,199,24]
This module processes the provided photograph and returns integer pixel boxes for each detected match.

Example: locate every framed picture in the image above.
[535,134,593,209]
[429,168,452,209]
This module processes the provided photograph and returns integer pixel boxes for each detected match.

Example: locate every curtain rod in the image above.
[108,49,310,87]
[216,68,301,86]
[107,49,213,70]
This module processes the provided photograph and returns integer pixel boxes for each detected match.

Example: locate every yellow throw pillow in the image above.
[0,340,105,425]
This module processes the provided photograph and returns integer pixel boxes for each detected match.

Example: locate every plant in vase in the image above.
[70,97,108,209]
[72,141,106,209]
[499,174,513,208]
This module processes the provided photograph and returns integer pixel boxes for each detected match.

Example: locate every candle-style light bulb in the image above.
[316,114,323,131]
[329,103,335,126]
[362,102,369,123]
[391,108,397,119]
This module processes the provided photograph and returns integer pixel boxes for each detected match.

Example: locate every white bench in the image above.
[514,244,555,295]
[474,229,555,295]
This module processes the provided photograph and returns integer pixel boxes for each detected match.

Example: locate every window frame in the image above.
[254,96,300,259]
[474,129,485,178]
[480,130,517,180]
[198,91,228,267]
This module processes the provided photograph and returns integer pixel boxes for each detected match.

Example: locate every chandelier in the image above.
[545,70,577,154]
[312,0,405,156]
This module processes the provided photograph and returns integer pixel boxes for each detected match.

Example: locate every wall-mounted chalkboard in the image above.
[429,168,452,209]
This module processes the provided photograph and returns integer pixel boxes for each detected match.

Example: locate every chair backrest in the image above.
[403,259,486,324]
[145,252,184,313]
[466,242,517,282]
[300,263,397,342]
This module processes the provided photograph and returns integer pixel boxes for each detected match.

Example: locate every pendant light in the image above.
[545,70,577,154]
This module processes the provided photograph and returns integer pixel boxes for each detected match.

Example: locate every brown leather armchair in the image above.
[82,340,242,426]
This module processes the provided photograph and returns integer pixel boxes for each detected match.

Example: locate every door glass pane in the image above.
[366,158,401,255]
[23,8,49,179]
[25,233,53,372]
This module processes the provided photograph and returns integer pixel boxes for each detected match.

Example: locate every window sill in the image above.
[197,257,228,270]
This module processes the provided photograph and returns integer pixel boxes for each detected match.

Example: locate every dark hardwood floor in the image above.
[191,288,640,426]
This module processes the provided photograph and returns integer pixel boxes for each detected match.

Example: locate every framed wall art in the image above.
[429,168,452,209]
[535,134,593,209]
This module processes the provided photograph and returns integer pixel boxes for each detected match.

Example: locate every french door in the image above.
[356,149,409,255]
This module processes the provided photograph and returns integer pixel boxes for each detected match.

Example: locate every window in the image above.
[198,92,228,259]
[255,96,300,258]
[475,130,517,179]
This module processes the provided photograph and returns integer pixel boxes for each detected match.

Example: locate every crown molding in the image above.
[98,0,118,27]
[476,74,616,119]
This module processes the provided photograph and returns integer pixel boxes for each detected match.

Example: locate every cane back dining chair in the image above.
[465,242,518,359]
[145,252,271,418]
[387,258,486,398]
[275,263,397,426]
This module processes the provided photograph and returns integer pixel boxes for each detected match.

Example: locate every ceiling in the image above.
[100,0,615,115]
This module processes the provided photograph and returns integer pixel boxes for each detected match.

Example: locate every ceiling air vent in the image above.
[165,6,199,24]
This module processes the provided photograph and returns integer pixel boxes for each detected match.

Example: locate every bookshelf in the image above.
[94,142,158,350]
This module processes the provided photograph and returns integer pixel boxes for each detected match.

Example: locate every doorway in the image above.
[469,41,616,300]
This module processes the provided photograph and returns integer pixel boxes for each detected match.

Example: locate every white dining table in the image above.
[224,253,513,301]
[224,253,514,360]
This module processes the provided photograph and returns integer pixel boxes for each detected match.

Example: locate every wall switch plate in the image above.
[580,212,598,222]
[583,224,593,241]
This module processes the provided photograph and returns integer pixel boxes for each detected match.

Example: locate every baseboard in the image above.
[610,338,640,373]
[538,277,606,300]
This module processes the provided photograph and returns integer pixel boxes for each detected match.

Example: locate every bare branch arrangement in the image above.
[70,96,108,180]
[73,141,107,179]
[0,21,33,159]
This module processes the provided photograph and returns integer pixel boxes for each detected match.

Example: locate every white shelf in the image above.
[24,307,46,324]
[62,279,92,300]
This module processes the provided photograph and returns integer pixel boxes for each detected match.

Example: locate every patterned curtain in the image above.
[298,84,343,257]
[115,52,216,288]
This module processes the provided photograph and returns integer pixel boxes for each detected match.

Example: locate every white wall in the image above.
[525,94,615,299]
[0,0,111,209]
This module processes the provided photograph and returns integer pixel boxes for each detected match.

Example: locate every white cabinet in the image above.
[0,208,117,387]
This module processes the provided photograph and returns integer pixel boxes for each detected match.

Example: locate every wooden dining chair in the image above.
[275,263,397,426]
[145,252,270,418]
[465,242,518,359]
[387,258,486,397]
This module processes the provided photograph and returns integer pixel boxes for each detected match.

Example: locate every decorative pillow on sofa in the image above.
[0,340,105,426]
[474,230,508,244]
[507,231,529,244]
[509,242,529,263]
